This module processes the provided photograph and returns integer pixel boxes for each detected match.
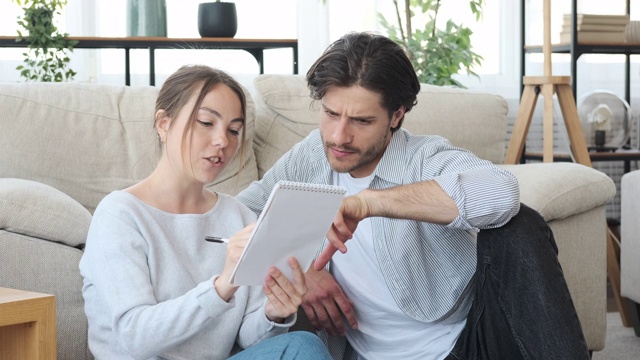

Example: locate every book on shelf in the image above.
[559,30,626,44]
[561,23,628,32]
[562,13,629,26]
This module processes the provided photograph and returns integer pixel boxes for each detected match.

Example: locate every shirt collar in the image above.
[369,129,409,186]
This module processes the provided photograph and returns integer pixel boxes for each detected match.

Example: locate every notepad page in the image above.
[230,181,346,285]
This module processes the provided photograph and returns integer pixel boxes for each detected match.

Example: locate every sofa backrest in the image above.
[252,75,509,178]
[0,82,258,214]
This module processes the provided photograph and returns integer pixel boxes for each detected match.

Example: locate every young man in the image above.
[236,32,589,359]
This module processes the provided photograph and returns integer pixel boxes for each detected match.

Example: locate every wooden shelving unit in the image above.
[520,0,635,104]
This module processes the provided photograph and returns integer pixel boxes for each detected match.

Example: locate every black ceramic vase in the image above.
[198,2,238,38]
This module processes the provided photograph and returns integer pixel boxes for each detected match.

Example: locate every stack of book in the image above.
[560,14,629,43]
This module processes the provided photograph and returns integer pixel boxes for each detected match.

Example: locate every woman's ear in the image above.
[155,109,170,141]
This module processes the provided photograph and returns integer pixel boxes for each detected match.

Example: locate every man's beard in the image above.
[321,131,390,174]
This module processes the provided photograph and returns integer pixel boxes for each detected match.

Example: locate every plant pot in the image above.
[198,2,238,38]
[127,0,167,37]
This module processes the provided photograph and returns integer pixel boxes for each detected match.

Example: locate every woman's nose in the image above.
[212,128,228,148]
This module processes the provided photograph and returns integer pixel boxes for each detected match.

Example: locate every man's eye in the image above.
[325,111,338,117]
[197,120,213,127]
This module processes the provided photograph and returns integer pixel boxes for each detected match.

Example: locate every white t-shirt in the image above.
[331,172,466,360]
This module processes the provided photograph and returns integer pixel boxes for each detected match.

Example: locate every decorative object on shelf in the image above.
[198,1,237,38]
[578,91,632,152]
[378,0,484,87]
[13,0,77,82]
[624,21,640,43]
[127,0,167,37]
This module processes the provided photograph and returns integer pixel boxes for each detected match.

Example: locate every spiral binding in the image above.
[277,181,346,194]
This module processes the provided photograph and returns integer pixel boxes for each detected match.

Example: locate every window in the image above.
[2,0,637,102]
[0,0,298,85]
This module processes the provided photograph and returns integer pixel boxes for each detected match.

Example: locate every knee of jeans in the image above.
[286,331,325,349]
[480,204,558,260]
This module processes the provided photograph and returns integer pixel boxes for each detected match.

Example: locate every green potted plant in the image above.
[13,0,77,82]
[379,0,484,87]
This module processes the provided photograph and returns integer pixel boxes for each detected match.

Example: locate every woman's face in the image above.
[160,83,244,185]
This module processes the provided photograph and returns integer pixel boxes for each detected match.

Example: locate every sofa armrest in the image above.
[621,170,640,303]
[499,163,616,221]
[0,178,91,248]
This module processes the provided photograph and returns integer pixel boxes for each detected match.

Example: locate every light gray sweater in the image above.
[80,191,293,360]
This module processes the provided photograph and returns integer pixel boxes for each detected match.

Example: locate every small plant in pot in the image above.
[198,1,238,38]
[13,0,77,82]
[379,0,484,87]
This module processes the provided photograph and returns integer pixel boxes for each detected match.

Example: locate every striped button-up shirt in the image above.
[236,128,520,358]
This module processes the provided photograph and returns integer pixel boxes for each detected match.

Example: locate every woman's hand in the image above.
[214,223,255,301]
[263,257,308,322]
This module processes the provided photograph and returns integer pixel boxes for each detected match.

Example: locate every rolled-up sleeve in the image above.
[435,167,520,231]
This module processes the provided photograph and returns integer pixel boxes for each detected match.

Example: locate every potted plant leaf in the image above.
[13,0,77,82]
[379,0,484,87]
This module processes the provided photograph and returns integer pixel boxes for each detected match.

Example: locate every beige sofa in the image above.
[620,170,640,336]
[0,75,616,359]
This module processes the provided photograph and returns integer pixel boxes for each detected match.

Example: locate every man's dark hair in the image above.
[306,32,421,131]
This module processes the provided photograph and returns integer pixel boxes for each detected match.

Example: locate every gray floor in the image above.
[592,312,640,360]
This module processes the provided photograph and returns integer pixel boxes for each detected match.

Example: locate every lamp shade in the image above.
[578,91,632,152]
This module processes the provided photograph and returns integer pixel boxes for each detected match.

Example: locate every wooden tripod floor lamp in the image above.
[504,0,633,326]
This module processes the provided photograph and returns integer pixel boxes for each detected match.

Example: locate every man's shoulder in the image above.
[391,129,459,157]
[289,129,326,161]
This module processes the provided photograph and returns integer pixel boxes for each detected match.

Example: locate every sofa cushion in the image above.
[0,178,91,247]
[500,162,616,221]
[253,75,320,177]
[0,82,258,213]
[252,75,509,177]
[405,84,508,164]
[0,230,90,360]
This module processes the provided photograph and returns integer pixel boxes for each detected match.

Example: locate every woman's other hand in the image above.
[263,257,308,322]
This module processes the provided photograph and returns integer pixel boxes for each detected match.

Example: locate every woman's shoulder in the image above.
[95,190,141,209]
[92,190,153,221]
[214,192,257,223]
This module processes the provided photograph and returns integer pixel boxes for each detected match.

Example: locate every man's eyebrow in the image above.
[199,107,244,123]
[321,103,374,120]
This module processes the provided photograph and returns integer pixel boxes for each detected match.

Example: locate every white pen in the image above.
[205,236,229,244]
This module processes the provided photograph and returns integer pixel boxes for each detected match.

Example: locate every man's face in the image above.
[319,86,404,178]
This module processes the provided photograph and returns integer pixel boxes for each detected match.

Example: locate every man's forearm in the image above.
[358,180,459,224]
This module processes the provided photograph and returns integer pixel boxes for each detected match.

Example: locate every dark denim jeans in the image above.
[446,204,590,360]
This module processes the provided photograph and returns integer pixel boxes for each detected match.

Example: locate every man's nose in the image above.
[332,118,352,145]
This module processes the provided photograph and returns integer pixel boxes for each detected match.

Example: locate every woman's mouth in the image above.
[206,156,222,164]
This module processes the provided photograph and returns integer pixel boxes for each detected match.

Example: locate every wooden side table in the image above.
[0,287,57,359]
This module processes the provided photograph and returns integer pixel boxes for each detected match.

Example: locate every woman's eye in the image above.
[228,129,241,136]
[197,120,213,127]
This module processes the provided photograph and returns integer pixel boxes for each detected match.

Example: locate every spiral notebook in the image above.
[230,181,346,285]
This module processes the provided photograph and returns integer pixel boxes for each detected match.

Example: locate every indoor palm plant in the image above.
[379,0,484,87]
[13,0,77,82]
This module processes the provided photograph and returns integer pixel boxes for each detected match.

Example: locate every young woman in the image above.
[80,65,331,360]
